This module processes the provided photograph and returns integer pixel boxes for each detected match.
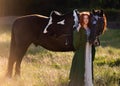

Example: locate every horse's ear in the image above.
[100,10,104,16]
[92,9,95,15]
[90,12,93,17]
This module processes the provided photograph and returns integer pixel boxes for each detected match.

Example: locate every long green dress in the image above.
[69,28,94,86]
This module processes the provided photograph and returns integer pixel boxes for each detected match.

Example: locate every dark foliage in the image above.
[0,0,120,16]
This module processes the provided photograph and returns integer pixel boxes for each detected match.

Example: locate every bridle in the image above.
[89,13,105,46]
[91,14,104,37]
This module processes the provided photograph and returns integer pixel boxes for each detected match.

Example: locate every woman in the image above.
[69,12,95,86]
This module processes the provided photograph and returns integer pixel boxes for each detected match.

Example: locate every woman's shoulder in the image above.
[79,28,86,34]
[73,28,86,38]
[74,28,86,32]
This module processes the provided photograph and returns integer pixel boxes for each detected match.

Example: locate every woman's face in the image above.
[83,15,89,25]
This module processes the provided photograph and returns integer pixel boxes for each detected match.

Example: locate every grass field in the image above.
[0,24,120,86]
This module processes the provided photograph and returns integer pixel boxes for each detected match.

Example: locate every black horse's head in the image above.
[89,9,107,46]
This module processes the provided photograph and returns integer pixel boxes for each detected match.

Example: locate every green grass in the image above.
[0,26,120,86]
[94,29,120,86]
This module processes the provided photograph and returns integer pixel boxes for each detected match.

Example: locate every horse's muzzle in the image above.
[93,38,100,46]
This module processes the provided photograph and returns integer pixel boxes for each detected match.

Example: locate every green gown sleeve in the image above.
[69,28,87,86]
[73,28,87,50]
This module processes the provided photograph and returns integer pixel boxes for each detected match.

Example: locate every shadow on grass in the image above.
[26,44,50,56]
[100,29,120,49]
[95,58,120,67]
[0,41,10,58]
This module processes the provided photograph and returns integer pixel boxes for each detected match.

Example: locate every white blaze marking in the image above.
[73,10,79,28]
[94,15,99,20]
[93,20,97,24]
[57,19,65,25]
[92,15,99,25]
[43,12,53,33]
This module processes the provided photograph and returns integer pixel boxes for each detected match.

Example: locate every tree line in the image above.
[0,0,120,16]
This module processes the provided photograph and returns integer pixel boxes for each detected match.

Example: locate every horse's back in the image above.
[11,14,74,52]
[14,14,48,28]
[12,14,49,44]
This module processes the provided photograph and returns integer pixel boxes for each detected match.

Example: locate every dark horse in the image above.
[6,9,106,77]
